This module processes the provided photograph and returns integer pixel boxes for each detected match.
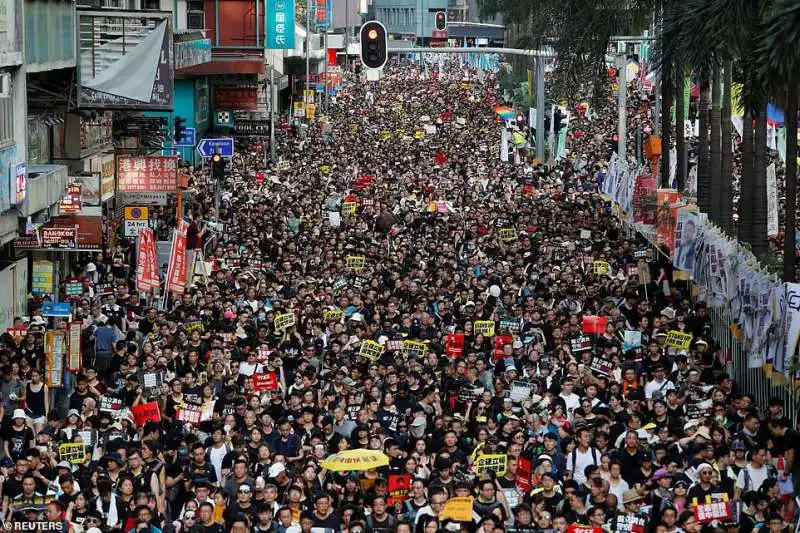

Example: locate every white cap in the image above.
[268,463,286,478]
[12,409,26,420]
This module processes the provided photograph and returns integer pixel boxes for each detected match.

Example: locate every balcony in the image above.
[18,165,69,218]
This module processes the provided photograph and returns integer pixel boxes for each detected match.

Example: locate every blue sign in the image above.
[42,302,72,317]
[266,0,296,49]
[197,138,234,158]
[176,127,196,147]
[174,39,212,70]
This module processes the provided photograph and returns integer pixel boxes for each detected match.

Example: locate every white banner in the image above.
[780,283,800,379]
[767,163,779,237]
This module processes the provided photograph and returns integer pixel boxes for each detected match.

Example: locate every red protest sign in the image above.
[387,474,412,506]
[693,500,732,524]
[582,315,608,335]
[255,171,265,185]
[493,335,513,362]
[516,456,532,493]
[131,401,161,426]
[446,333,465,358]
[252,372,279,392]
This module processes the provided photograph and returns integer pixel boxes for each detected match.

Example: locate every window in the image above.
[142,0,161,9]
[0,72,13,148]
[187,0,205,30]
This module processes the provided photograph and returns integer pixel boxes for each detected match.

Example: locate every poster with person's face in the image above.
[673,207,700,273]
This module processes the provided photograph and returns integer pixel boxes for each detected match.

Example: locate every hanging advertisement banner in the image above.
[266,0,296,49]
[117,156,178,193]
[76,11,173,110]
[165,221,189,296]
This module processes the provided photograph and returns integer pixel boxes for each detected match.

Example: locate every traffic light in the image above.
[360,21,387,70]
[211,153,225,181]
[434,11,447,31]
[554,109,565,133]
[174,116,186,142]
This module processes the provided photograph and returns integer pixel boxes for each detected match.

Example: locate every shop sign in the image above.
[41,226,78,249]
[117,156,178,193]
[214,87,259,110]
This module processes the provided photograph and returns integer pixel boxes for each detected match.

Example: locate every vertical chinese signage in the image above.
[46,331,66,388]
[66,322,82,372]
[266,0,295,49]
[117,156,178,193]
[315,0,332,30]
[165,220,189,296]
[15,163,26,205]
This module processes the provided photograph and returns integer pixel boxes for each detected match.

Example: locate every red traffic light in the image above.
[435,11,447,31]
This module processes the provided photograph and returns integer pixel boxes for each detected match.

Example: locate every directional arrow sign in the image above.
[197,137,234,158]
[175,127,196,147]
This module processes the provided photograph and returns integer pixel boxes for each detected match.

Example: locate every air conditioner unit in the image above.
[0,73,11,98]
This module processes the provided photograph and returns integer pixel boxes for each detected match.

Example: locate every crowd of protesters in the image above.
[1,58,799,533]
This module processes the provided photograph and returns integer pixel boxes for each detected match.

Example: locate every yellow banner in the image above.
[474,454,508,477]
[665,330,693,350]
[473,320,495,337]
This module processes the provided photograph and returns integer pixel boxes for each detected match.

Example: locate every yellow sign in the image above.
[665,330,693,350]
[346,256,366,270]
[124,206,149,220]
[593,260,611,275]
[440,497,474,522]
[341,202,357,215]
[274,313,296,332]
[306,103,317,119]
[474,454,508,477]
[359,340,385,361]
[277,160,291,171]
[349,123,359,133]
[320,165,331,175]
[499,228,517,242]
[381,130,393,140]
[59,443,87,464]
[473,320,495,337]
[402,340,426,358]
[324,309,343,322]
[414,130,426,140]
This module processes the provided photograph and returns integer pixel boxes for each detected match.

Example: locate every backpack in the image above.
[570,446,599,476]
[741,463,778,492]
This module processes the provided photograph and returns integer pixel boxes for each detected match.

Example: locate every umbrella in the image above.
[321,449,390,472]
[494,106,516,120]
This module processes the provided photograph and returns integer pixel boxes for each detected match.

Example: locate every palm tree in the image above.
[710,65,722,222]
[755,0,800,281]
[720,63,734,234]
[751,103,769,254]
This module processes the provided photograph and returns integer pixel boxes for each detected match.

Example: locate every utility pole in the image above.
[270,67,276,162]
[344,0,349,71]
[324,30,329,111]
[305,2,312,115]
[535,56,545,161]
[617,52,627,161]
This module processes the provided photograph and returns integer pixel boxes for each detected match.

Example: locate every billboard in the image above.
[117,156,178,193]
[77,10,173,110]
